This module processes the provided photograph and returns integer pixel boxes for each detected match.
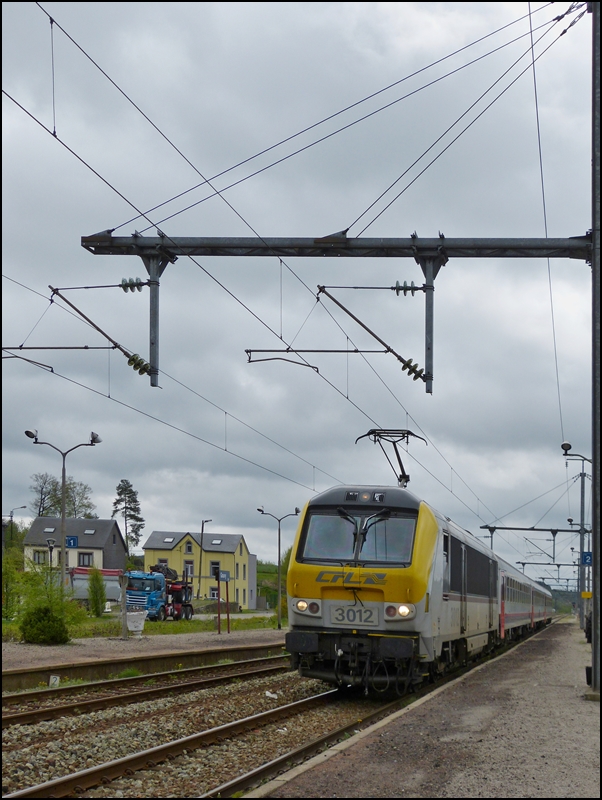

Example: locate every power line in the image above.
[5,9,575,529]
[1,90,512,529]
[351,19,578,236]
[2,276,343,486]
[34,1,561,235]
[528,2,566,445]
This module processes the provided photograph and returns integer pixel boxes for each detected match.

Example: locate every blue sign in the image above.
[219,570,230,582]
[582,552,592,566]
[66,536,78,548]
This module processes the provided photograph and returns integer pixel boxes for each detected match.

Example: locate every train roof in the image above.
[308,485,422,511]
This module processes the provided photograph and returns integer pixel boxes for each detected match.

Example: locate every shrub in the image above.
[87,567,107,618]
[19,605,70,644]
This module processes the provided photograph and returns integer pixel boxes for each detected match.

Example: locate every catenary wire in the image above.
[6,353,324,493]
[28,2,579,464]
[2,275,342,486]
[32,0,558,233]
[5,9,578,530]
[352,18,581,236]
[528,2,566,449]
[130,16,566,234]
[347,13,565,234]
[2,88,518,531]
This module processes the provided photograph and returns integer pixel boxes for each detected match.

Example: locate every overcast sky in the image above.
[2,2,594,589]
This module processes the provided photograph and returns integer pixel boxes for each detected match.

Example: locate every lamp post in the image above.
[561,442,592,630]
[25,429,102,590]
[257,506,300,630]
[46,537,56,568]
[198,519,212,599]
[5,506,26,548]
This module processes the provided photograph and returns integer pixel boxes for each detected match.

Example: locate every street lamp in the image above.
[198,519,212,599]
[46,537,56,568]
[257,506,300,630]
[24,429,102,590]
[4,506,26,548]
[561,441,592,629]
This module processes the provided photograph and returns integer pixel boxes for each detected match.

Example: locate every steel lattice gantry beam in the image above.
[81,232,592,260]
[81,230,592,392]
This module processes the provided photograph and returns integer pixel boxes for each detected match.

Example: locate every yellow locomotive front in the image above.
[286,485,439,693]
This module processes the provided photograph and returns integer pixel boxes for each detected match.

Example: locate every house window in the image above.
[185,541,193,554]
[210,587,218,599]
[236,588,239,603]
[113,534,116,545]
[158,559,168,568]
[33,550,47,564]
[79,552,94,567]
[236,562,239,580]
[210,560,220,580]
[243,563,246,580]
[184,560,194,579]
[239,542,243,556]
[84,529,95,535]
[243,588,246,605]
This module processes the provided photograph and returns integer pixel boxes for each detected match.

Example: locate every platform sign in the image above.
[66,536,78,548]
[219,570,230,582]
[582,552,592,566]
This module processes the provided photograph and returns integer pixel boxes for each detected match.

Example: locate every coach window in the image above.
[442,533,450,594]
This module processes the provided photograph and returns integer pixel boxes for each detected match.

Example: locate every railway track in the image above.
[4,686,394,799]
[3,624,560,798]
[2,655,290,727]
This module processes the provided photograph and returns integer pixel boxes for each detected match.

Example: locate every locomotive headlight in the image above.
[296,600,308,612]
[384,603,416,620]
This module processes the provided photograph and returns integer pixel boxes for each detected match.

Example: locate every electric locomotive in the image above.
[285,484,552,694]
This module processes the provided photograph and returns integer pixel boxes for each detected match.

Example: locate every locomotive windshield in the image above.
[300,508,416,565]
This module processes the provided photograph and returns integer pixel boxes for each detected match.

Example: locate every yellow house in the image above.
[142,530,257,609]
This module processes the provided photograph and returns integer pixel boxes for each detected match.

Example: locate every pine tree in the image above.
[111,479,145,556]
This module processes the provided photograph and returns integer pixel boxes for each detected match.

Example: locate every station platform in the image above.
[248,618,599,799]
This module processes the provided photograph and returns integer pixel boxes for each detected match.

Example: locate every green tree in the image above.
[29,472,97,518]
[88,567,107,617]
[112,479,145,556]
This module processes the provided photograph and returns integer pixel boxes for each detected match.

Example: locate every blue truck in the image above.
[124,564,194,621]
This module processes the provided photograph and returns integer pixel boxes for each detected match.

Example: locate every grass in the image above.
[2,612,282,642]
